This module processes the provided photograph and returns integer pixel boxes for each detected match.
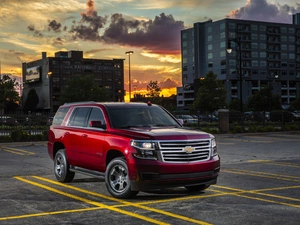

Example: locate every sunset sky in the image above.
[1,0,300,100]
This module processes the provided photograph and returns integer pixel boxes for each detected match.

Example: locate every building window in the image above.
[281,36,287,42]
[207,26,212,33]
[289,36,295,42]
[229,23,235,29]
[252,42,258,49]
[260,61,266,67]
[281,53,287,59]
[183,65,187,71]
[289,28,295,34]
[259,34,266,40]
[208,44,213,50]
[289,45,295,51]
[281,27,287,33]
[182,41,187,47]
[220,60,226,66]
[208,53,213,59]
[252,51,258,57]
[260,25,266,32]
[260,52,266,58]
[183,58,187,63]
[251,33,258,40]
[252,60,258,66]
[220,23,225,30]
[221,69,226,74]
[228,32,236,39]
[220,32,225,39]
[182,32,187,39]
[289,53,295,59]
[229,60,236,66]
[208,35,212,41]
[260,43,266,49]
[281,44,287,50]
[251,25,258,31]
[182,49,187,56]
[208,62,213,67]
[220,51,226,57]
[220,41,225,48]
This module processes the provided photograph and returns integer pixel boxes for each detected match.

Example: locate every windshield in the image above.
[107,106,180,128]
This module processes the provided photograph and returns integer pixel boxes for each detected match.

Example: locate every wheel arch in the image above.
[106,149,125,166]
[53,142,65,158]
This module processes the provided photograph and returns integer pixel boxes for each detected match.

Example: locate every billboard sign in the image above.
[26,66,41,83]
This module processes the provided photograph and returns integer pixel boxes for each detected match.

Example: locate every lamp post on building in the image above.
[227,37,244,128]
[125,51,133,102]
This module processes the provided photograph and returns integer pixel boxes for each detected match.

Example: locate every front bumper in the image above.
[128,155,220,191]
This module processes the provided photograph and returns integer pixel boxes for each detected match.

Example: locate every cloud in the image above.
[69,0,107,41]
[48,20,62,32]
[101,13,184,54]
[27,0,184,55]
[226,0,300,23]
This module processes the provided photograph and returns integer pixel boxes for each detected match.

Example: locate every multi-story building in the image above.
[22,50,125,112]
[177,14,300,111]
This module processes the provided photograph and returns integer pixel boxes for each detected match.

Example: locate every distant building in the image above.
[177,14,300,111]
[22,50,125,112]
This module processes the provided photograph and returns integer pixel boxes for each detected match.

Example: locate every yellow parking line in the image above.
[32,176,213,225]
[0,207,102,221]
[14,176,169,225]
[211,188,300,208]
[1,147,35,155]
[222,169,300,182]
[212,185,300,208]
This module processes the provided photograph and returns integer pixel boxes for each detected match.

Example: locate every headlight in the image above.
[211,138,218,156]
[131,140,157,159]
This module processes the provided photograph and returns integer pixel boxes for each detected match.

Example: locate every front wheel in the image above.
[105,157,138,199]
[54,149,75,182]
[184,184,210,192]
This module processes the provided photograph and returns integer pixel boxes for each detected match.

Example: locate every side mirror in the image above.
[89,120,106,129]
[177,119,184,125]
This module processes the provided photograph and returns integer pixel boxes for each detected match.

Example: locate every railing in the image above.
[0,112,54,142]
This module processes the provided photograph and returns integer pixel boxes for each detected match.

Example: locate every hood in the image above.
[109,126,212,140]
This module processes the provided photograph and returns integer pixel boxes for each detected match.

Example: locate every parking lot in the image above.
[0,132,300,225]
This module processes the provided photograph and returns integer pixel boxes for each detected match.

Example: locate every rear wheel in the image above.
[54,149,75,182]
[184,184,210,192]
[105,157,138,199]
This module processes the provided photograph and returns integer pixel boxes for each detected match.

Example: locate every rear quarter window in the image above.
[52,107,70,125]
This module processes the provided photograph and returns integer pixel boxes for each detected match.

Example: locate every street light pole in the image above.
[125,51,133,102]
[227,37,244,128]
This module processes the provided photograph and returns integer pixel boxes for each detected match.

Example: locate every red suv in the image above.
[48,102,220,199]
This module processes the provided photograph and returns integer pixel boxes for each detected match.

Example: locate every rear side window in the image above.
[68,107,91,127]
[52,107,70,125]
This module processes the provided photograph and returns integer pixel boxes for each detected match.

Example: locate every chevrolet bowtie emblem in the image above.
[184,146,194,153]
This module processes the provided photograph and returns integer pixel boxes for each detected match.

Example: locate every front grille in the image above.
[158,140,211,163]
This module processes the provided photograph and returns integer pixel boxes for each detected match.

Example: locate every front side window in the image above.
[88,108,105,128]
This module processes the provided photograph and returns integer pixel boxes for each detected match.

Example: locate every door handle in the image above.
[81,134,88,138]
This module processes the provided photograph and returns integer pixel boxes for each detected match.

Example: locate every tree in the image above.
[60,75,110,104]
[0,75,20,113]
[247,85,282,112]
[146,80,161,98]
[192,71,226,115]
[23,88,39,112]
[290,97,300,111]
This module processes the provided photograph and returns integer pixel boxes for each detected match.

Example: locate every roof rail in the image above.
[63,101,96,105]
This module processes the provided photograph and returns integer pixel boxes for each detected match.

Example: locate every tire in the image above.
[184,184,210,192]
[105,157,138,199]
[54,149,75,183]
